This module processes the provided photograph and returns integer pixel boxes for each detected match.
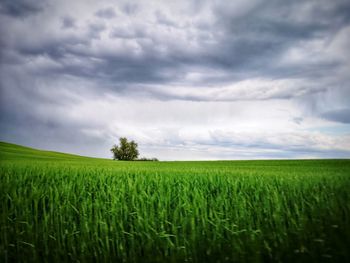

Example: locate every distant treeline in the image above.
[135,157,159,161]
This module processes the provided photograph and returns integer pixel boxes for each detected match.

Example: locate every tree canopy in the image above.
[111,137,139,161]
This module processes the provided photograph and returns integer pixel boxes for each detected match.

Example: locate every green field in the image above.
[1,142,350,262]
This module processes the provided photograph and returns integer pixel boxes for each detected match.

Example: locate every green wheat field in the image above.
[1,142,349,262]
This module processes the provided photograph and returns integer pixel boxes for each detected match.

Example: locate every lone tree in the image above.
[111,137,139,161]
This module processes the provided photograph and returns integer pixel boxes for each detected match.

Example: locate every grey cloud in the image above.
[155,11,178,28]
[61,16,76,29]
[7,32,87,59]
[121,2,139,16]
[129,79,328,102]
[95,7,116,19]
[0,69,113,157]
[207,130,350,157]
[0,116,112,158]
[88,23,106,39]
[140,129,350,160]
[322,108,350,123]
[292,117,303,125]
[109,25,146,39]
[203,0,350,77]
[3,0,349,94]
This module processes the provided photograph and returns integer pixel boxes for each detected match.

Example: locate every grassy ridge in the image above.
[1,142,350,262]
[0,141,98,161]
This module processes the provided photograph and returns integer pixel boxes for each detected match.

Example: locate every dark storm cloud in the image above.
[2,0,349,94]
[4,2,350,76]
[0,0,46,17]
[107,0,346,94]
[202,0,350,78]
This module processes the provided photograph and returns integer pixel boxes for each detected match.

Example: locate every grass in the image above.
[1,141,350,262]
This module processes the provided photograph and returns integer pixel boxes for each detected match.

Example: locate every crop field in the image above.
[0,142,350,262]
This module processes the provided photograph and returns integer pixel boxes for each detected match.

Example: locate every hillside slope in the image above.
[0,141,103,162]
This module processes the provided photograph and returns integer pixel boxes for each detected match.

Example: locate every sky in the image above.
[1,0,350,160]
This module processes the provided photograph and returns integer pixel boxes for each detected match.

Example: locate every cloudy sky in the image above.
[1,0,350,160]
